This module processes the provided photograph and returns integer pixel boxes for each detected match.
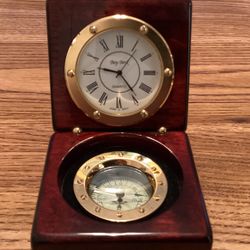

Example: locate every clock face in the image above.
[73,151,168,222]
[76,29,163,116]
[65,15,174,126]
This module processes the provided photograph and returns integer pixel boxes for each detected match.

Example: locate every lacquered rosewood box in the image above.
[31,0,212,249]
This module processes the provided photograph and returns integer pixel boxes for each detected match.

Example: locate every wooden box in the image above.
[31,0,212,249]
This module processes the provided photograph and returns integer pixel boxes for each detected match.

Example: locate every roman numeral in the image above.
[139,83,152,94]
[116,35,123,48]
[144,70,156,75]
[131,95,139,105]
[116,97,122,109]
[86,81,98,94]
[82,70,95,75]
[99,39,109,52]
[99,92,108,105]
[87,52,99,62]
[140,53,152,62]
[131,40,139,52]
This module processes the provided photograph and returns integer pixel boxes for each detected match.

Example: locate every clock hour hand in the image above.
[98,67,119,74]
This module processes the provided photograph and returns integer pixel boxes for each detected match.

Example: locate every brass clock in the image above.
[73,151,168,222]
[65,14,174,126]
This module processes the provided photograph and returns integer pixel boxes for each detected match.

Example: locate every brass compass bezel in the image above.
[65,14,174,126]
[73,151,168,222]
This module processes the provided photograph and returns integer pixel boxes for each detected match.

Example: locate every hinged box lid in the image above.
[47,0,192,131]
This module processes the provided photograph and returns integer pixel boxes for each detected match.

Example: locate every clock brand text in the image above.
[110,60,127,66]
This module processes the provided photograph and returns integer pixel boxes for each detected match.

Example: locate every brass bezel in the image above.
[73,151,168,222]
[65,14,174,126]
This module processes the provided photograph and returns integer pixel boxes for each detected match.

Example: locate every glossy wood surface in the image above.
[47,0,191,131]
[0,1,249,250]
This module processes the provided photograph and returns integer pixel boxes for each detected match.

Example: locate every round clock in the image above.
[65,14,174,126]
[73,151,168,222]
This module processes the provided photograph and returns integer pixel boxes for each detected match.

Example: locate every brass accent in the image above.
[136,155,143,161]
[117,212,123,218]
[93,110,101,119]
[97,163,105,170]
[89,25,97,34]
[67,69,75,78]
[73,151,168,222]
[64,15,174,126]
[153,170,160,175]
[154,196,160,201]
[164,68,172,77]
[118,152,124,157]
[95,206,101,213]
[80,194,87,200]
[139,207,145,213]
[76,179,84,185]
[140,109,149,119]
[72,127,82,135]
[139,24,148,34]
[158,126,167,135]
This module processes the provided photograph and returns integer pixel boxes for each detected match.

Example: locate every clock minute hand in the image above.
[99,67,136,95]
[119,73,136,95]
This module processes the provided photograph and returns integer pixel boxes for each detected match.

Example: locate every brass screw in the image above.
[84,165,90,170]
[158,126,167,135]
[154,196,160,201]
[140,25,148,34]
[93,110,101,120]
[164,68,172,77]
[67,69,75,78]
[139,207,145,213]
[97,163,105,169]
[95,206,101,213]
[158,181,164,186]
[80,194,87,200]
[73,127,82,135]
[118,152,124,157]
[140,109,149,119]
[76,179,83,185]
[136,155,143,161]
[89,25,97,34]
[117,212,122,218]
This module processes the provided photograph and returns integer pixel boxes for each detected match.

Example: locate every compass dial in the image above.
[88,166,153,211]
[73,151,168,222]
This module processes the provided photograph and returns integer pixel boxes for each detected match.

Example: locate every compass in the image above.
[73,151,168,222]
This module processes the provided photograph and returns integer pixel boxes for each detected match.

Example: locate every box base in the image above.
[31,131,212,250]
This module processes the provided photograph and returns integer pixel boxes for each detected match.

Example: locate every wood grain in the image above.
[0,1,249,250]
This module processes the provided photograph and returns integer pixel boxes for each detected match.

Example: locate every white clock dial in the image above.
[76,29,163,116]
[65,15,174,126]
